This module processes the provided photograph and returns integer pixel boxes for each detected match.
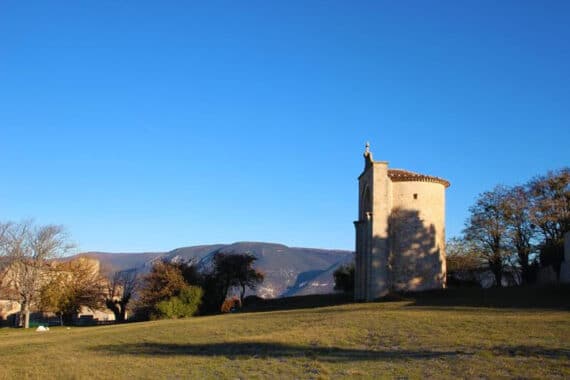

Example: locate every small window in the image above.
[413,193,418,200]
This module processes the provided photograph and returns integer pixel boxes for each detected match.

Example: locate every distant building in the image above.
[0,257,115,326]
[354,143,450,301]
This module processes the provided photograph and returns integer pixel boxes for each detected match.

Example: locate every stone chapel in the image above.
[354,143,450,301]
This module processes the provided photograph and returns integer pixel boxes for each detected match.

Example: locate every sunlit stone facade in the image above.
[354,144,450,301]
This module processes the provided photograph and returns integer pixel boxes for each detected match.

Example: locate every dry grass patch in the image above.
[0,298,568,379]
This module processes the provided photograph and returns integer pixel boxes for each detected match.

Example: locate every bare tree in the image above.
[2,222,73,328]
[0,222,10,249]
[105,269,138,322]
[528,168,570,278]
[446,237,483,273]
[502,186,537,283]
[528,167,570,243]
[0,222,15,299]
[445,237,485,287]
[0,221,11,268]
[463,186,511,287]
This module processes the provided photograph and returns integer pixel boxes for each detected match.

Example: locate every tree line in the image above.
[136,252,263,319]
[449,167,569,286]
[0,221,264,327]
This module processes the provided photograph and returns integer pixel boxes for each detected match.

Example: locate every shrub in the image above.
[333,263,355,293]
[539,239,565,279]
[139,260,187,309]
[153,286,203,319]
[220,296,241,313]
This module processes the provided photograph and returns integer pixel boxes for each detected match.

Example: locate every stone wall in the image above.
[354,146,448,301]
[390,181,447,291]
[354,160,391,300]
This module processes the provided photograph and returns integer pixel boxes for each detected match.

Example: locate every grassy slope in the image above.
[0,293,569,379]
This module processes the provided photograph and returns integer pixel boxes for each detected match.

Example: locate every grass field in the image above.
[0,287,569,379]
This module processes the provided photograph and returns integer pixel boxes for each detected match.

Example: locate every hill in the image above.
[78,242,353,298]
[1,288,568,378]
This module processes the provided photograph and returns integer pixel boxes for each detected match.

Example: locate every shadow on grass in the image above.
[92,342,570,362]
[91,341,468,361]
[491,345,570,359]
[240,285,570,316]
[241,293,354,314]
[404,285,570,310]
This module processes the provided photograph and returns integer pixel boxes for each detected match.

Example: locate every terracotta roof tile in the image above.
[388,169,450,188]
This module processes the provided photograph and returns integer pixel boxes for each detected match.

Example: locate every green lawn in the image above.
[0,292,569,379]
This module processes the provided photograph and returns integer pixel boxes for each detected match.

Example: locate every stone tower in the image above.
[354,143,450,301]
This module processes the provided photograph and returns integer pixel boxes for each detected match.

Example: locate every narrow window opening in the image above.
[361,186,372,220]
[413,193,418,200]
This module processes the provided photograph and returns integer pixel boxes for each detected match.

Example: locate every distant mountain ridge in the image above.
[78,242,354,298]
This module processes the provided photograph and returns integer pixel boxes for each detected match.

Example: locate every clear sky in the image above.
[1,1,569,253]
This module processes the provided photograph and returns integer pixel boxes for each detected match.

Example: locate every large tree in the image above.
[463,186,511,287]
[528,167,570,278]
[137,260,188,319]
[105,269,138,322]
[445,237,482,273]
[212,252,264,306]
[502,186,537,283]
[528,168,570,243]
[0,222,73,328]
[39,257,105,325]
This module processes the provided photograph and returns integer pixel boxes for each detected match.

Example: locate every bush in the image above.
[333,263,355,293]
[220,296,241,313]
[540,239,565,279]
[153,286,203,319]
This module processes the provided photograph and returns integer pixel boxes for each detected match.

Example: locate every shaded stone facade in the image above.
[354,144,450,301]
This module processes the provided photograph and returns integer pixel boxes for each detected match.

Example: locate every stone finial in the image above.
[364,141,374,169]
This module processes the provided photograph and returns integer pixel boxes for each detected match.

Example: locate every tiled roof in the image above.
[388,169,450,188]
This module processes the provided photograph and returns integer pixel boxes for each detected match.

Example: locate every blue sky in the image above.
[1,1,568,253]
